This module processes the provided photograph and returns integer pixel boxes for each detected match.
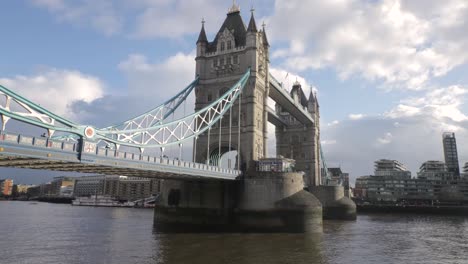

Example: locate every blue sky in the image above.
[1,0,468,184]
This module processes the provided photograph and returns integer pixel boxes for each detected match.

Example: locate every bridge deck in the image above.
[0,133,239,180]
[269,74,314,126]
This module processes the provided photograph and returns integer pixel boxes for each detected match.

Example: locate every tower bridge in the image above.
[0,3,355,231]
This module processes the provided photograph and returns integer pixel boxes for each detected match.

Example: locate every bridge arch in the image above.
[198,142,242,170]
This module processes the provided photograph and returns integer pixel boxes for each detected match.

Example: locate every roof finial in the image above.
[262,21,266,29]
[228,0,240,14]
[201,17,205,25]
[294,77,300,86]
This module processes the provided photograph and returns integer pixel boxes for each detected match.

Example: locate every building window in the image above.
[207,93,212,102]
[227,41,232,50]
[234,55,239,64]
[212,59,216,68]
[221,42,225,51]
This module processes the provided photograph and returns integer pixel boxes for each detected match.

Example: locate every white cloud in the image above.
[385,85,468,122]
[118,52,195,97]
[267,0,468,90]
[0,69,105,120]
[349,113,365,120]
[327,120,340,127]
[130,0,226,39]
[71,51,196,127]
[377,132,393,145]
[31,0,122,36]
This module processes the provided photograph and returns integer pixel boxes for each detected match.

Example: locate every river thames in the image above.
[0,201,467,264]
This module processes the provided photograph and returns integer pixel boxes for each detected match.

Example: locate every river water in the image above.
[0,201,467,264]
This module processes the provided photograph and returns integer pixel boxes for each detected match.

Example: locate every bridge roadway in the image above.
[0,133,240,180]
[268,73,314,126]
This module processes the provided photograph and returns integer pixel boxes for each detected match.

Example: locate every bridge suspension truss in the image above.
[0,68,251,169]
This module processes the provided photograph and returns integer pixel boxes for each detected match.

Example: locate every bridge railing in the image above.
[0,133,80,152]
[0,132,240,176]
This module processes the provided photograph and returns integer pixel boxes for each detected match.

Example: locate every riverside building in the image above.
[443,132,460,177]
[354,132,468,203]
[73,175,160,202]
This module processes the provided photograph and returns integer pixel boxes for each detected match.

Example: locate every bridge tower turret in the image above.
[194,5,269,171]
[275,82,321,187]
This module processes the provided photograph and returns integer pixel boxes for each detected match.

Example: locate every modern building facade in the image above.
[374,159,411,177]
[443,132,460,177]
[355,158,468,203]
[417,161,452,180]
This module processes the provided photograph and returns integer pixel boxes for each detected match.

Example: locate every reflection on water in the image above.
[1,201,467,264]
[154,232,325,264]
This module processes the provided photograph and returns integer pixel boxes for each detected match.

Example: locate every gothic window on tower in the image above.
[212,59,216,68]
[207,93,212,102]
[221,42,225,52]
[234,55,239,64]
[221,57,225,65]
[227,40,232,50]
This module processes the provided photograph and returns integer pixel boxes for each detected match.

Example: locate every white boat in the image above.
[72,195,135,207]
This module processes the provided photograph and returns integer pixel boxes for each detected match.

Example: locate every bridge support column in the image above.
[309,186,356,220]
[154,179,236,232]
[236,171,323,232]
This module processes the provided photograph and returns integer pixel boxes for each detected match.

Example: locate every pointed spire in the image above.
[197,18,208,44]
[228,0,240,14]
[247,7,258,32]
[261,21,270,47]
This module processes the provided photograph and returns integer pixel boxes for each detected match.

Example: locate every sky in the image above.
[1,0,468,185]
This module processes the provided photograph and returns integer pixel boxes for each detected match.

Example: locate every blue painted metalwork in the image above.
[0,69,251,180]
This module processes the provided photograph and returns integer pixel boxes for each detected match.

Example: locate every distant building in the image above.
[26,185,41,198]
[374,159,411,178]
[73,175,106,197]
[325,167,351,197]
[0,179,14,196]
[354,158,468,203]
[443,132,460,177]
[50,176,75,197]
[118,177,159,201]
[463,162,468,176]
[73,175,160,202]
[15,184,33,194]
[417,161,452,180]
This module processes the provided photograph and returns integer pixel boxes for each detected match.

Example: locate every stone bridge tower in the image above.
[275,82,321,187]
[194,4,270,172]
